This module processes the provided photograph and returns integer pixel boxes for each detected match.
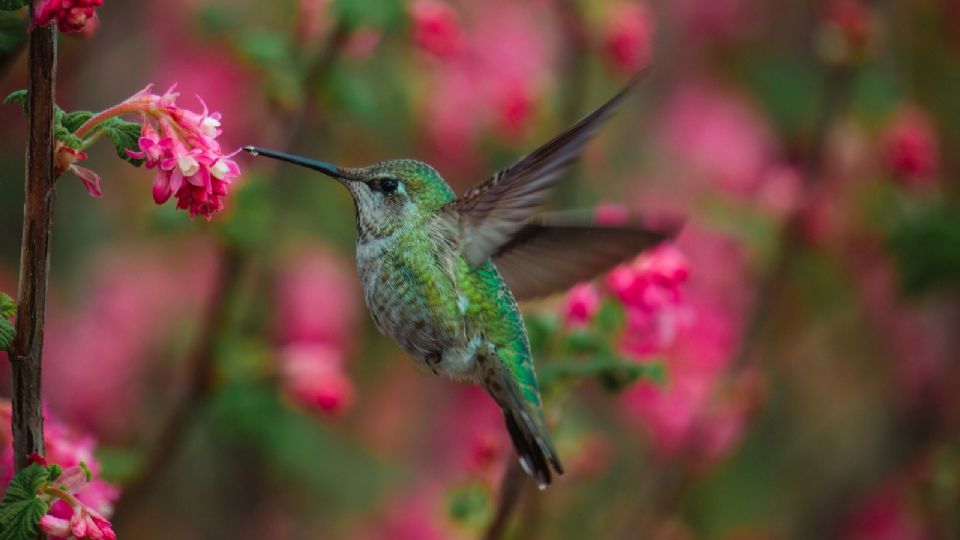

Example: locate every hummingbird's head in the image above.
[243,147,455,240]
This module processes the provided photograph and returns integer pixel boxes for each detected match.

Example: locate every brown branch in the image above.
[483,460,528,540]
[9,10,57,474]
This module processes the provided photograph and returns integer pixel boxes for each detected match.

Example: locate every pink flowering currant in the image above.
[35,463,116,540]
[31,0,103,34]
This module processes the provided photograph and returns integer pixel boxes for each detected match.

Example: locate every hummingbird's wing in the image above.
[444,71,648,266]
[492,214,678,301]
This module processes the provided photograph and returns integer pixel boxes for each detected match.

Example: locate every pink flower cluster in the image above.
[123,84,241,219]
[37,464,116,540]
[276,249,360,415]
[0,401,119,539]
[32,0,103,34]
[562,220,759,464]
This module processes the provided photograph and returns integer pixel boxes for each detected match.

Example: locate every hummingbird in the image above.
[244,72,675,488]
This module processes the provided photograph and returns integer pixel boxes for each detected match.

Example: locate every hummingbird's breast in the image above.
[355,224,472,374]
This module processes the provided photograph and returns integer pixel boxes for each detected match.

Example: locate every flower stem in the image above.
[10,11,57,475]
[73,102,143,138]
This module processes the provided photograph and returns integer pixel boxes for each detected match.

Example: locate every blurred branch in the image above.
[10,8,57,479]
[730,64,856,373]
[111,243,243,524]
[483,460,528,540]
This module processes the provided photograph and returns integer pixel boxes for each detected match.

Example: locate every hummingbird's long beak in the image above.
[242,146,354,181]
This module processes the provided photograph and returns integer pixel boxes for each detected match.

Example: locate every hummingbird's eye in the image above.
[373,178,400,194]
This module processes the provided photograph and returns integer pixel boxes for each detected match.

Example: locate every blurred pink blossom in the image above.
[882,106,938,186]
[279,343,354,415]
[659,81,778,199]
[43,243,218,437]
[410,0,465,60]
[276,249,359,350]
[276,248,361,417]
[601,2,654,75]
[416,0,556,168]
[564,283,601,327]
[32,0,102,34]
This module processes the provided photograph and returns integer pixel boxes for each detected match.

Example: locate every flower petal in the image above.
[71,165,103,198]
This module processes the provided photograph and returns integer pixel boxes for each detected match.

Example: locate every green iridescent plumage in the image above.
[244,70,675,488]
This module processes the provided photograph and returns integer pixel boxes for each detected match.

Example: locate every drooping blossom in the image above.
[120,84,241,219]
[601,2,654,75]
[0,401,120,536]
[279,343,354,415]
[882,106,938,186]
[53,142,102,197]
[31,0,103,34]
[409,0,465,60]
[276,249,360,416]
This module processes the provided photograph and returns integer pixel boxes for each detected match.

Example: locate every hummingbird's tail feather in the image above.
[486,367,564,489]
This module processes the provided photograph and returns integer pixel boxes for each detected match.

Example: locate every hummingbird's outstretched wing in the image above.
[492,214,679,301]
[444,71,649,266]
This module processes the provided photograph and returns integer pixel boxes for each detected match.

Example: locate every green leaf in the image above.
[0,319,13,351]
[3,89,26,114]
[54,124,82,149]
[0,0,27,12]
[61,110,94,133]
[0,292,14,319]
[98,118,143,166]
[0,464,50,540]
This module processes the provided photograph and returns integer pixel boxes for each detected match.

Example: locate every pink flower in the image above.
[32,0,103,34]
[602,3,654,75]
[279,343,354,415]
[882,106,938,185]
[121,84,241,219]
[53,143,102,197]
[38,466,116,540]
[564,283,601,327]
[409,0,464,60]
